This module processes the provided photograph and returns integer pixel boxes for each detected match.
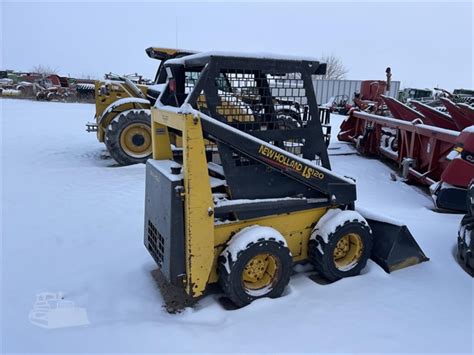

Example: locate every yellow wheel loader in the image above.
[144,52,428,311]
[86,47,195,165]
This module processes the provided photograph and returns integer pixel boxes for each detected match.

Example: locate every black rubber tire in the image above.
[458,215,474,275]
[309,220,373,282]
[218,240,292,308]
[105,110,151,166]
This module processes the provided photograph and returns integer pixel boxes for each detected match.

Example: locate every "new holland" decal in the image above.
[258,145,324,180]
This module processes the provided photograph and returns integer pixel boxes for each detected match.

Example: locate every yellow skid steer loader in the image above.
[144,52,428,311]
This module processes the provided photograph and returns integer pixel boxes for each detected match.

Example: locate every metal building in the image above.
[313,79,400,105]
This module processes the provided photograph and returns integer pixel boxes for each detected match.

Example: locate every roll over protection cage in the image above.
[158,54,356,205]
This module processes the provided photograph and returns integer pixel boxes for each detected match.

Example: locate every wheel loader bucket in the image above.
[359,212,429,273]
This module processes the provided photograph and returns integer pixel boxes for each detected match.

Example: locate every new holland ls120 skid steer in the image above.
[143,52,428,311]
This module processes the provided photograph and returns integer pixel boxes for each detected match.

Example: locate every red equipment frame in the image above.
[410,100,458,130]
[440,98,474,130]
[338,109,474,211]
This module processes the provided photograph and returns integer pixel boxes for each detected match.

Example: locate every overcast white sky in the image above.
[1,1,473,90]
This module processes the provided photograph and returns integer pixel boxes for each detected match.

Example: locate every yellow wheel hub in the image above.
[242,253,279,290]
[120,123,152,158]
[333,233,364,271]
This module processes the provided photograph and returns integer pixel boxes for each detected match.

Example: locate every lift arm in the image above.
[196,110,357,205]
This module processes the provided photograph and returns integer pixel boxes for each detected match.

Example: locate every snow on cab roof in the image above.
[165,51,321,66]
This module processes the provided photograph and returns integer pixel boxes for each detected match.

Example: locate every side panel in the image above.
[208,207,328,283]
[144,160,186,285]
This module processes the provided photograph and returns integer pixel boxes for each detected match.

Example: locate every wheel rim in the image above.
[119,123,152,158]
[242,253,279,291]
[333,233,364,271]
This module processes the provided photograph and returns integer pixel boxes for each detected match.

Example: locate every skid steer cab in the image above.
[86,47,195,166]
[144,52,428,312]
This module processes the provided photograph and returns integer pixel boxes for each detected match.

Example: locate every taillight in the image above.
[169,79,176,92]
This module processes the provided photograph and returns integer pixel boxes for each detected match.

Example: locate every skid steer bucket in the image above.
[365,218,429,273]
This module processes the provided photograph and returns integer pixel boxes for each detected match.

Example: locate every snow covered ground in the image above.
[1,99,472,354]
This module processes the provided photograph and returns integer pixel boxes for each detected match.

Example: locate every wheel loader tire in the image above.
[218,240,292,308]
[105,110,152,166]
[309,220,372,282]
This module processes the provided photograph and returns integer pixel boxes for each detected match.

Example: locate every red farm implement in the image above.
[338,109,474,212]
[353,68,392,114]
[381,95,423,121]
[410,100,458,131]
[440,97,474,130]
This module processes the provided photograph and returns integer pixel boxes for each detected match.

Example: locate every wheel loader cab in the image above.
[145,47,197,85]
[144,52,428,311]
[94,48,196,132]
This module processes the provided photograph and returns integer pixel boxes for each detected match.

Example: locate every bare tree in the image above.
[317,54,348,80]
[31,64,58,77]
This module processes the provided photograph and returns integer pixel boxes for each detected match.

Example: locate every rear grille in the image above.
[147,220,165,266]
